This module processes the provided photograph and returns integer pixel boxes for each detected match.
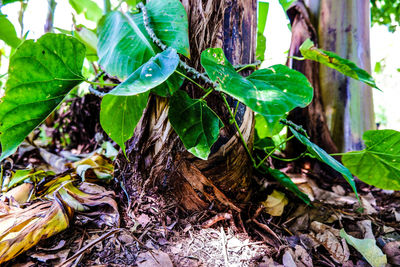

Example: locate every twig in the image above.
[88,71,107,97]
[252,219,282,244]
[202,213,233,228]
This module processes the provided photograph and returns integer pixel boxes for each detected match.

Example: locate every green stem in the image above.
[288,56,306,61]
[233,101,240,118]
[85,80,118,87]
[103,0,111,14]
[200,89,214,100]
[0,165,3,191]
[271,152,307,162]
[220,93,256,166]
[175,70,208,92]
[256,135,295,169]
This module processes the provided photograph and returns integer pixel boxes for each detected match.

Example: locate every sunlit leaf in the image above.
[0,33,85,161]
[74,25,98,61]
[100,92,149,156]
[0,197,72,264]
[69,0,102,22]
[256,2,269,61]
[7,169,52,189]
[201,48,313,136]
[342,130,400,190]
[340,229,387,267]
[0,14,21,48]
[261,190,288,216]
[169,90,223,160]
[69,153,114,182]
[299,39,379,90]
[288,125,359,200]
[108,48,179,96]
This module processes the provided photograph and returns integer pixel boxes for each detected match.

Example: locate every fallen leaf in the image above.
[1,183,33,204]
[340,229,387,267]
[262,190,288,216]
[137,250,173,267]
[382,241,400,265]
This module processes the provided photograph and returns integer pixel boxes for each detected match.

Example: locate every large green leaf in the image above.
[0,33,85,161]
[97,0,189,79]
[100,92,149,157]
[256,2,269,61]
[0,14,21,48]
[69,0,102,22]
[108,48,179,96]
[299,39,379,90]
[168,90,223,160]
[342,130,400,190]
[201,48,313,135]
[340,229,387,267]
[74,25,98,61]
[288,126,359,199]
[146,0,190,58]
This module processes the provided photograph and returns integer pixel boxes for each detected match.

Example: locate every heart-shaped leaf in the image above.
[288,126,359,200]
[201,48,313,135]
[0,14,21,48]
[100,92,149,157]
[97,0,189,79]
[0,33,85,161]
[108,48,179,96]
[168,90,223,160]
[342,130,400,190]
[299,39,379,90]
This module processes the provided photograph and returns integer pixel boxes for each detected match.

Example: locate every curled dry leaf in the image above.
[262,190,288,217]
[310,221,350,264]
[0,195,73,263]
[0,183,33,204]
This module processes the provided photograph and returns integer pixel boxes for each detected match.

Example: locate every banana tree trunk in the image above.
[287,0,374,153]
[118,0,257,211]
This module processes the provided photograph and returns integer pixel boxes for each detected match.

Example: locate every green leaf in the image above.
[108,48,179,96]
[201,48,313,134]
[299,39,380,90]
[342,130,400,190]
[256,2,269,61]
[0,14,21,48]
[97,0,189,79]
[266,168,311,205]
[340,229,387,267]
[74,25,98,61]
[168,90,223,160]
[288,126,359,199]
[69,0,102,22]
[255,113,285,140]
[278,0,295,11]
[0,33,85,161]
[100,92,149,157]
[146,0,190,58]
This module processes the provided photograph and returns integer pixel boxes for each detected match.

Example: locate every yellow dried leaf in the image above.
[0,196,72,263]
[68,153,114,182]
[262,190,288,216]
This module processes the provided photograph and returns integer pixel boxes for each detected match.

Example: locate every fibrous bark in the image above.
[117,0,257,211]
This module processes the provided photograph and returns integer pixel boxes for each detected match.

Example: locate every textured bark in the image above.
[287,0,374,154]
[118,0,257,211]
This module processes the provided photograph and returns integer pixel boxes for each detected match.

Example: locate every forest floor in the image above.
[3,97,400,267]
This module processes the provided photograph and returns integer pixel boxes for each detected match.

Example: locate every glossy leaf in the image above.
[97,0,189,79]
[201,48,313,134]
[256,2,269,61]
[0,14,21,48]
[255,113,285,140]
[108,48,179,96]
[342,130,400,190]
[299,39,379,90]
[100,92,149,157]
[169,90,223,160]
[0,33,85,161]
[340,229,387,267]
[288,126,359,199]
[266,168,311,205]
[69,0,102,22]
[146,0,190,58]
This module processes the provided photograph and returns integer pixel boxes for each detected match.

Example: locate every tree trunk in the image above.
[117,0,257,212]
[287,0,374,154]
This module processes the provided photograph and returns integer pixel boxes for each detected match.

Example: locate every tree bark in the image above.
[287,0,374,154]
[117,0,257,211]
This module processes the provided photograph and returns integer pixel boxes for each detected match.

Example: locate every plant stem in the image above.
[271,152,307,162]
[288,56,306,61]
[103,0,111,14]
[221,93,256,166]
[175,70,207,92]
[235,61,261,72]
[256,135,295,169]
[85,80,119,87]
[233,101,240,118]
